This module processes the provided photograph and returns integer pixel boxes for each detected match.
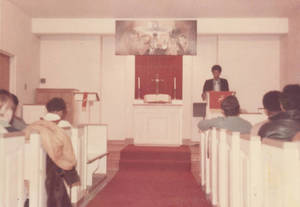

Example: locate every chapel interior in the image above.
[1,0,300,207]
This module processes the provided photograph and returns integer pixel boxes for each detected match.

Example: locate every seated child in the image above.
[43,97,72,128]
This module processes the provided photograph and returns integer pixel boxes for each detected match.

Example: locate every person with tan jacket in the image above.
[25,97,77,207]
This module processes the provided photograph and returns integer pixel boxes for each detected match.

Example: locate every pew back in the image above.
[261,139,300,207]
[0,132,25,207]
[1,123,108,207]
[26,133,47,207]
[85,124,108,186]
[199,128,300,207]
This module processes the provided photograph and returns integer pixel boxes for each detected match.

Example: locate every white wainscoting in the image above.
[133,104,183,146]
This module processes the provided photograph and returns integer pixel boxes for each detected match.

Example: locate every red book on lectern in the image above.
[209,91,235,109]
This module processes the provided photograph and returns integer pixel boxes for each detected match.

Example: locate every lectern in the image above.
[206,91,235,118]
[73,92,100,125]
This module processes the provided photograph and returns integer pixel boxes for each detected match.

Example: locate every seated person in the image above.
[0,90,26,205]
[258,84,300,140]
[10,93,27,130]
[198,95,252,134]
[0,89,18,133]
[43,97,72,127]
[251,90,282,135]
[202,65,229,101]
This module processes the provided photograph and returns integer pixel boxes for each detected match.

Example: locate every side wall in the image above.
[40,35,101,92]
[0,0,40,104]
[285,9,300,85]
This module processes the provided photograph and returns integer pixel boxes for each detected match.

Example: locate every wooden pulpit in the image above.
[208,91,235,109]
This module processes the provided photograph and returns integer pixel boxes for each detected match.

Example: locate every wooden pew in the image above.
[1,131,47,207]
[63,126,87,203]
[1,123,108,207]
[216,129,230,207]
[22,104,46,124]
[238,134,262,207]
[261,138,300,207]
[85,124,108,187]
[200,128,300,207]
[25,132,47,207]
[0,132,25,207]
[66,124,108,203]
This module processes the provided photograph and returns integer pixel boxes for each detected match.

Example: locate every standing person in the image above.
[258,84,300,140]
[198,95,252,134]
[202,65,229,101]
[251,90,282,135]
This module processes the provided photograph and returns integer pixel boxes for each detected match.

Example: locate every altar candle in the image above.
[174,77,176,89]
[138,77,141,89]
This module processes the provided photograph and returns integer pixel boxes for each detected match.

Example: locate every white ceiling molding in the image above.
[32,18,288,35]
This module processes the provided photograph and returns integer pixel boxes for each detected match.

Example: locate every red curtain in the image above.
[135,55,182,99]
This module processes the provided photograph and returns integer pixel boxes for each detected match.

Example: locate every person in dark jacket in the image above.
[202,65,229,100]
[258,84,300,141]
[251,90,282,135]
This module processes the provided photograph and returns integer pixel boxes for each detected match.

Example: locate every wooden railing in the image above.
[199,128,300,207]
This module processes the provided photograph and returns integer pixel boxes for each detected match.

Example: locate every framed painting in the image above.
[116,20,197,56]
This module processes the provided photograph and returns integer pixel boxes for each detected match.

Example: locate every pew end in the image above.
[0,132,26,207]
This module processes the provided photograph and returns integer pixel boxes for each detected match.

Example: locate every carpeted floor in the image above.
[86,145,212,207]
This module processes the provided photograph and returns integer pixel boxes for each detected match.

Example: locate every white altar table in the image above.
[133,103,183,146]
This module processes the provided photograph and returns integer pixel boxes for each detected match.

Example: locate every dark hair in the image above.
[0,91,19,112]
[0,89,14,110]
[280,84,300,110]
[10,93,19,106]
[211,65,222,73]
[221,95,240,116]
[46,98,67,113]
[262,91,281,112]
[0,89,10,96]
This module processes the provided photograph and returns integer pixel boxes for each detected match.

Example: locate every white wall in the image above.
[39,34,281,141]
[40,35,101,92]
[0,0,40,104]
[101,35,135,140]
[285,9,300,85]
[218,35,280,112]
[192,35,280,111]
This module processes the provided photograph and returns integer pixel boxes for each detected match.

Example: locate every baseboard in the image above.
[182,138,200,146]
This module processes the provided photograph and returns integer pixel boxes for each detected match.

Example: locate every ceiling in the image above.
[7,0,300,18]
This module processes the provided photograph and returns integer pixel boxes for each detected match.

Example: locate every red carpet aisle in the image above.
[86,145,212,207]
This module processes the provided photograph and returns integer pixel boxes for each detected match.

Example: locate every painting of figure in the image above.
[116,20,197,56]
